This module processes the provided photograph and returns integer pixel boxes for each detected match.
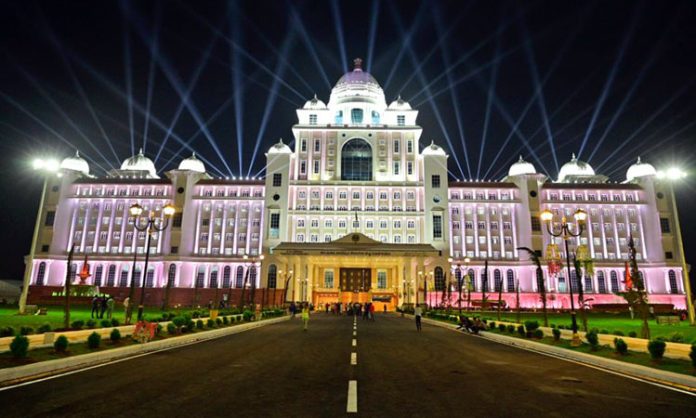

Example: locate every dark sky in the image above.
[0,0,695,280]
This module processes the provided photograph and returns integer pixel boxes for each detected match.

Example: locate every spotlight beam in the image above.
[287,5,333,90]
[229,0,245,177]
[577,3,644,158]
[365,0,380,73]
[142,3,161,153]
[383,1,429,91]
[330,0,349,72]
[477,28,502,179]
[122,20,135,156]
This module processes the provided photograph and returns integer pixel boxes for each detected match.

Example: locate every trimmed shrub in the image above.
[489,321,496,329]
[196,319,204,329]
[110,328,121,343]
[498,323,506,332]
[558,325,566,330]
[87,332,101,349]
[184,316,195,332]
[86,319,97,329]
[550,324,557,329]
[690,344,696,369]
[614,338,628,355]
[54,335,69,353]
[552,328,561,341]
[533,329,544,339]
[38,323,52,334]
[156,324,163,335]
[215,318,222,326]
[586,330,599,350]
[71,320,85,330]
[10,335,29,358]
[192,311,201,319]
[599,329,609,335]
[167,323,177,335]
[612,330,625,337]
[110,318,120,327]
[647,339,666,361]
[223,316,229,325]
[243,310,254,322]
[207,319,216,328]
[19,326,34,336]
[668,333,685,343]
[517,325,526,337]
[524,320,540,332]
[507,325,515,334]
[628,331,637,338]
[172,316,186,331]
[100,319,112,328]
[0,326,15,337]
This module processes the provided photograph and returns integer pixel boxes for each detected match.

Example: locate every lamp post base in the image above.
[570,333,582,347]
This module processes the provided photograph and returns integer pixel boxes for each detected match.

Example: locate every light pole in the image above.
[456,257,471,314]
[129,202,176,322]
[657,168,695,325]
[418,270,423,306]
[541,208,587,345]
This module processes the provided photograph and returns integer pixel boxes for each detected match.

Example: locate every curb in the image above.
[0,315,289,387]
[420,316,696,393]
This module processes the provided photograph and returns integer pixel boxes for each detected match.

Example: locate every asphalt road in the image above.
[0,313,694,417]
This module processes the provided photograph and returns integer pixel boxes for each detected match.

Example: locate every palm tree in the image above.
[517,247,548,327]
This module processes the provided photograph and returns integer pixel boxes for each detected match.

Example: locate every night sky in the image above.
[0,0,695,280]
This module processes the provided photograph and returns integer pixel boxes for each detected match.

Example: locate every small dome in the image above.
[626,157,656,181]
[178,152,206,173]
[121,149,157,177]
[267,138,292,155]
[388,95,412,110]
[558,153,595,182]
[421,141,447,156]
[508,156,536,177]
[60,151,89,175]
[303,94,327,110]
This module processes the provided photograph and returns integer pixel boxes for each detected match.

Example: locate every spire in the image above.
[571,152,577,161]
[636,156,642,164]
[518,155,524,162]
[138,148,144,155]
[75,150,80,158]
[353,57,363,71]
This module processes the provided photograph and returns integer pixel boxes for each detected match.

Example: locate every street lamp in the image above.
[540,208,587,345]
[129,202,175,322]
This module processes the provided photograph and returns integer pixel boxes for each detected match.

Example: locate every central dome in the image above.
[328,58,386,109]
[121,149,158,178]
[335,59,380,87]
[557,153,595,182]
[508,156,537,177]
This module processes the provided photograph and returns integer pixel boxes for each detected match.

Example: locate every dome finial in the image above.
[353,57,363,71]
[138,148,144,155]
[571,152,577,160]
[636,156,641,163]
[313,93,317,100]
[518,155,524,162]
[75,150,80,158]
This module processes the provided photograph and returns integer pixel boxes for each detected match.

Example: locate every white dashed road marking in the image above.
[352,339,357,347]
[351,352,357,365]
[347,380,358,413]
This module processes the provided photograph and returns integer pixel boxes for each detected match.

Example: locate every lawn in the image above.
[443,310,696,343]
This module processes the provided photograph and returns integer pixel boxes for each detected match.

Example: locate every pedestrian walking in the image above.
[106,296,115,319]
[301,303,310,331]
[91,295,100,318]
[370,303,375,321]
[414,304,423,331]
[123,297,130,321]
[290,301,297,319]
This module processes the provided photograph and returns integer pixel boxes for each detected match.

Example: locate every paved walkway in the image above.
[0,313,694,417]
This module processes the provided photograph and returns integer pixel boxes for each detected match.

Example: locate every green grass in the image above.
[444,310,696,343]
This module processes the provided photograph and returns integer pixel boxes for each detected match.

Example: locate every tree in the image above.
[617,236,650,339]
[517,247,548,327]
[573,257,589,333]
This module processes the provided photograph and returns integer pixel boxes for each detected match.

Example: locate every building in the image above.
[21,59,692,315]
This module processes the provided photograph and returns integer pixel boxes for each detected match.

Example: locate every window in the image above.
[433,214,443,239]
[407,140,413,153]
[195,266,206,288]
[371,111,380,124]
[393,140,400,153]
[431,175,441,188]
[393,162,400,175]
[272,173,282,187]
[665,251,673,259]
[407,161,413,175]
[351,108,363,124]
[146,268,155,288]
[119,266,129,287]
[494,269,502,292]
[373,270,386,289]
[309,114,317,125]
[660,218,670,233]
[45,211,55,226]
[397,115,405,126]
[531,216,541,232]
[172,213,183,228]
[610,271,619,292]
[341,138,372,181]
[313,160,320,174]
[35,262,46,286]
[300,161,307,175]
[106,265,116,286]
[324,270,334,288]
[335,110,343,124]
[668,270,679,294]
[301,139,307,152]
[597,271,607,294]
[506,270,514,292]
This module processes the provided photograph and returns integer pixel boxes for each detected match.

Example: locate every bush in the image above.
[100,319,112,328]
[184,316,195,333]
[110,328,121,343]
[156,324,163,335]
[533,329,544,339]
[524,320,540,332]
[38,323,52,334]
[552,328,561,341]
[558,325,566,330]
[71,320,85,330]
[207,319,216,328]
[690,344,696,369]
[668,333,685,343]
[215,318,222,326]
[614,338,628,355]
[517,325,526,337]
[192,311,201,319]
[498,323,506,332]
[86,319,97,329]
[599,329,609,335]
[586,330,599,350]
[10,335,29,358]
[550,324,556,329]
[54,335,69,353]
[243,310,254,322]
[87,332,101,349]
[0,326,15,337]
[507,325,515,334]
[196,319,204,329]
[223,316,229,325]
[167,323,177,335]
[628,331,637,338]
[172,316,186,331]
[647,339,666,361]
[612,330,625,337]
[19,326,34,336]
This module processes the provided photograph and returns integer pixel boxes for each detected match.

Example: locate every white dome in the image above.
[328,58,386,108]
[626,157,656,181]
[388,95,412,110]
[121,149,157,177]
[422,141,447,156]
[267,138,292,155]
[60,151,89,175]
[558,153,595,182]
[303,94,327,110]
[508,156,536,177]
[178,152,206,173]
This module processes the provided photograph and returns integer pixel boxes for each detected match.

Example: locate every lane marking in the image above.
[352,339,357,347]
[353,331,357,336]
[347,380,358,413]
[351,352,357,365]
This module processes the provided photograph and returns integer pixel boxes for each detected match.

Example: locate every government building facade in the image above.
[21,59,692,314]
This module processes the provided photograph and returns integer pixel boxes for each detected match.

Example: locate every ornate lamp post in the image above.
[129,202,176,322]
[540,208,587,345]
[456,257,471,314]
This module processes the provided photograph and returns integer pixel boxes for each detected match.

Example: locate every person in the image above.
[106,296,115,319]
[290,301,297,319]
[383,304,387,313]
[363,303,369,321]
[370,303,375,321]
[91,295,100,318]
[472,317,486,335]
[301,303,310,331]
[99,295,108,318]
[414,304,423,331]
[455,314,467,331]
[123,297,130,322]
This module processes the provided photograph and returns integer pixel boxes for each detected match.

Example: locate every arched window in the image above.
[195,266,206,288]
[351,108,363,124]
[106,265,116,287]
[119,265,129,287]
[324,269,334,288]
[434,267,445,291]
[210,267,219,288]
[341,138,372,181]
[94,265,103,287]
[371,111,380,124]
[36,262,46,286]
[235,266,244,288]
[506,269,515,292]
[481,269,489,292]
[222,266,232,288]
[268,265,278,289]
[597,271,607,294]
[167,264,177,287]
[145,267,155,288]
[249,266,257,287]
[335,110,343,125]
[570,270,579,293]
[134,266,142,288]
[454,269,462,286]
[467,269,476,292]
[584,274,593,293]
[494,269,502,292]
[610,271,619,293]
[668,270,679,294]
